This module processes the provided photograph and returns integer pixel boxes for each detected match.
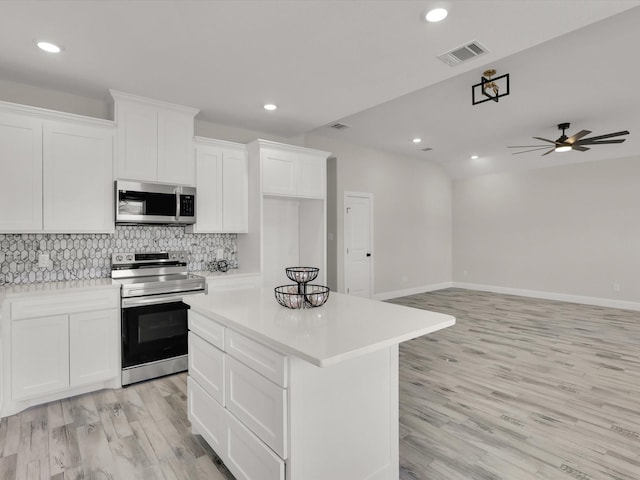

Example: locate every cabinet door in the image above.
[115,102,158,181]
[225,356,287,458]
[222,149,248,232]
[298,155,326,199]
[0,112,43,232]
[43,121,114,232]
[194,145,223,232]
[158,110,195,185]
[188,377,226,461]
[189,332,225,405]
[226,410,285,480]
[69,309,119,387]
[11,315,69,400]
[262,149,296,196]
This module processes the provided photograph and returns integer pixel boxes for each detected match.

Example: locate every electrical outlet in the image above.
[216,248,225,259]
[402,274,408,283]
[612,283,621,292]
[463,270,468,278]
[38,253,52,268]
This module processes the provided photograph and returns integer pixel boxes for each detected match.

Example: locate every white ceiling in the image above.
[1,1,639,178]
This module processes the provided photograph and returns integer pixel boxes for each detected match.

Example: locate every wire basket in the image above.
[274,284,330,309]
[285,267,319,284]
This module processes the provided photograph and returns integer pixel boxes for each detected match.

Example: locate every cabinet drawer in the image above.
[225,356,287,459]
[11,289,119,320]
[189,310,225,350]
[187,377,226,459]
[225,329,288,388]
[226,410,285,480]
[188,332,225,405]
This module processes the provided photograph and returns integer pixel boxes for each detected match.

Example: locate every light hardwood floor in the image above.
[0,288,638,479]
[390,289,640,480]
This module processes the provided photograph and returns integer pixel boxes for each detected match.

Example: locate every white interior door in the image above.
[344,192,373,298]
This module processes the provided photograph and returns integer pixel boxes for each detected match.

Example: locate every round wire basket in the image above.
[274,284,330,309]
[285,267,319,284]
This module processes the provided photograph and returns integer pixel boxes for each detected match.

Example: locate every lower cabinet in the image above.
[188,318,287,480]
[3,288,120,415]
[11,314,69,400]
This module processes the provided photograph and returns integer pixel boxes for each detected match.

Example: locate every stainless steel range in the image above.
[112,251,206,386]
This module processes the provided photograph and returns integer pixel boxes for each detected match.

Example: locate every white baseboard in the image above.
[453,282,640,311]
[373,282,453,301]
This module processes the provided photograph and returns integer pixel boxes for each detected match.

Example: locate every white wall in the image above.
[453,156,640,306]
[304,134,452,298]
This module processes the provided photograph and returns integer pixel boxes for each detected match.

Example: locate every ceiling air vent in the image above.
[330,123,351,130]
[437,40,489,66]
[421,147,433,152]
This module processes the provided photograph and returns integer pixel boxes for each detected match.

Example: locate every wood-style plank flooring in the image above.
[390,289,640,480]
[0,288,638,479]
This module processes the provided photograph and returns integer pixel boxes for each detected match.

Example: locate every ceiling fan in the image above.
[508,123,630,156]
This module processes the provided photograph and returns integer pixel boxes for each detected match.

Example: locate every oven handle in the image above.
[175,189,181,222]
[122,294,188,308]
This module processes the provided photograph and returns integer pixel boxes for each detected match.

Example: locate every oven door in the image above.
[121,299,189,369]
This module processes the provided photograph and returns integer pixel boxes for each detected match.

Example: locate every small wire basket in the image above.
[285,267,319,284]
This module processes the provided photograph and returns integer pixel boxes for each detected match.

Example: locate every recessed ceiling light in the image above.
[264,104,277,111]
[471,155,479,160]
[425,8,448,23]
[37,41,62,53]
[412,138,422,144]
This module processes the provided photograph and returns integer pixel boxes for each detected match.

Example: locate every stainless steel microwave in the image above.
[115,180,196,225]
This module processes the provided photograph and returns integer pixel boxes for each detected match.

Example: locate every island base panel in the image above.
[287,345,399,480]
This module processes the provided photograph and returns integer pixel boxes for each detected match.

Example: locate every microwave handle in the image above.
[175,189,181,222]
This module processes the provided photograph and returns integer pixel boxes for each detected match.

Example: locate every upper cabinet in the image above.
[190,137,248,233]
[0,102,115,234]
[260,142,327,199]
[111,90,199,186]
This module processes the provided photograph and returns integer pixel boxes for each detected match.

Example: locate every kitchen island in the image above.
[185,288,455,480]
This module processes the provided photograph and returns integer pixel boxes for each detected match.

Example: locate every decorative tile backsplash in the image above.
[0,226,237,285]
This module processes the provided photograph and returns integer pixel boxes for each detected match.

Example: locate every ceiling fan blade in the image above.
[541,147,557,156]
[579,130,630,142]
[578,138,627,145]
[572,145,590,152]
[533,136,559,144]
[566,130,591,144]
[511,147,553,155]
[507,145,548,148]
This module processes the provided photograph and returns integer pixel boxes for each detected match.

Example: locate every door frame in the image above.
[343,191,374,298]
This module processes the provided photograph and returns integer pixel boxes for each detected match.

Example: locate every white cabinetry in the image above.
[43,121,114,232]
[262,146,326,198]
[11,314,69,400]
[188,314,287,480]
[111,90,198,186]
[1,287,120,417]
[240,140,330,288]
[0,102,115,233]
[0,111,42,231]
[191,137,248,233]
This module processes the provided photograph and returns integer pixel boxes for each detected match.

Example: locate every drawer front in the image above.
[189,310,225,350]
[226,410,285,480]
[225,357,287,459]
[187,377,226,459]
[225,329,288,388]
[188,332,225,405]
[11,288,119,320]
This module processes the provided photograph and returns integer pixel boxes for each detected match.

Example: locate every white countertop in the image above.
[0,278,119,304]
[191,268,260,280]
[185,288,455,367]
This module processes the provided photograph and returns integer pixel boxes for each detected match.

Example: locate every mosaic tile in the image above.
[0,226,237,285]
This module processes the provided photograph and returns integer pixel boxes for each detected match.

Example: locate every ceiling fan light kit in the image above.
[472,68,510,105]
[508,122,630,156]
